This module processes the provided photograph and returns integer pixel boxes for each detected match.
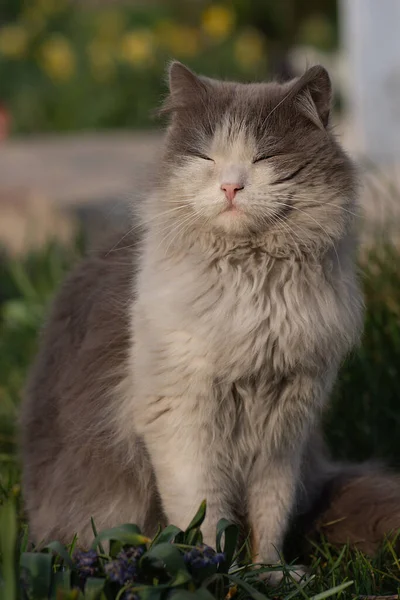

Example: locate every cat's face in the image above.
[159,62,356,245]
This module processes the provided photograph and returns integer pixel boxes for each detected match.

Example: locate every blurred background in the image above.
[1,1,400,497]
[0,0,340,134]
[1,0,399,252]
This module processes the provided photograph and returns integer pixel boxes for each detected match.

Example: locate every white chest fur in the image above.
[133,246,358,400]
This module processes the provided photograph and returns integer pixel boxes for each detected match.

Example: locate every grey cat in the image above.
[20,63,400,565]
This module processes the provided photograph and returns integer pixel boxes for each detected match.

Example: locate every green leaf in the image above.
[169,587,219,600]
[121,571,193,599]
[109,539,123,558]
[184,501,207,534]
[84,577,105,599]
[170,570,194,587]
[168,591,199,600]
[142,543,191,579]
[56,589,84,600]
[224,573,269,600]
[91,524,150,550]
[309,581,354,600]
[21,552,53,599]
[194,588,216,600]
[139,588,166,600]
[186,528,203,547]
[189,561,217,585]
[216,519,239,570]
[91,518,106,556]
[45,541,74,569]
[51,570,71,599]
[0,500,17,600]
[151,524,182,546]
[20,524,30,553]
[68,534,78,557]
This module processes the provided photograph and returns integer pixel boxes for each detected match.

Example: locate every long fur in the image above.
[20,63,397,561]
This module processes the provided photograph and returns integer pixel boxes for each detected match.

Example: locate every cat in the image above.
[20,62,400,567]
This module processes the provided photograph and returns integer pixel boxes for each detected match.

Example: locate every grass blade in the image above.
[216,519,239,570]
[0,500,17,600]
[310,581,354,600]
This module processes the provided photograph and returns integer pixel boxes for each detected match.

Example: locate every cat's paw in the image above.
[259,564,309,586]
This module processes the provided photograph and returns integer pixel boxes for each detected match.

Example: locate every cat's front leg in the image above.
[249,372,328,580]
[140,398,235,547]
[248,450,302,567]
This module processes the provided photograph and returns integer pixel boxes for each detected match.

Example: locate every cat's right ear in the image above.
[158,61,208,116]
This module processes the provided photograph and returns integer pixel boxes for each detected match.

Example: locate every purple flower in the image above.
[73,549,99,579]
[119,546,145,562]
[183,545,225,570]
[212,552,226,565]
[105,545,144,585]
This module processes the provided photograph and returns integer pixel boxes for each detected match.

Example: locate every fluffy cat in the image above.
[21,63,398,565]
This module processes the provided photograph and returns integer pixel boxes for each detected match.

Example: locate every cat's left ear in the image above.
[158,61,208,116]
[168,61,207,98]
[290,65,332,129]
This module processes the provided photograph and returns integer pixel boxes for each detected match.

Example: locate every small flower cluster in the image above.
[73,549,99,580]
[105,546,145,585]
[184,545,225,570]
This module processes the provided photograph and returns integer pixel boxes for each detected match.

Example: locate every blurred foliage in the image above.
[330,245,400,465]
[0,240,82,479]
[1,497,390,600]
[0,0,337,133]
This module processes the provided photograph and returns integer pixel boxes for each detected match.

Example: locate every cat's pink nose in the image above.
[221,183,244,203]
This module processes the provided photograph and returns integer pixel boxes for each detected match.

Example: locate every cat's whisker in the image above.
[162,212,207,255]
[157,209,205,255]
[251,190,359,219]
[106,205,190,254]
[294,199,359,219]
[274,201,342,272]
[260,211,304,257]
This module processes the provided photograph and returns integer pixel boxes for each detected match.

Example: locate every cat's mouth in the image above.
[223,204,241,214]
[211,202,251,234]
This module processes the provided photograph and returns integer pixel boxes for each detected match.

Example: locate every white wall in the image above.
[340,0,400,165]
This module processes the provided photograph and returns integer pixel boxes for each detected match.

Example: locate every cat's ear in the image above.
[291,65,332,129]
[168,61,207,97]
[159,61,208,116]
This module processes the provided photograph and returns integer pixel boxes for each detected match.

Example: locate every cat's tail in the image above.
[289,436,400,557]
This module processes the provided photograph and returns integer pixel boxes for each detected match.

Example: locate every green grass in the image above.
[1,240,400,599]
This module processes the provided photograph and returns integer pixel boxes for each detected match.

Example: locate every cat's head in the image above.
[156,62,356,249]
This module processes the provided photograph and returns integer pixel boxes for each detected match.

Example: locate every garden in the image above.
[1,1,400,599]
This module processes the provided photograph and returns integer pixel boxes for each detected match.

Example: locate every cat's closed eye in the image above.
[187,151,214,162]
[252,154,276,164]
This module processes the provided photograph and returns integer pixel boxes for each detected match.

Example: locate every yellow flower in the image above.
[156,21,200,58]
[120,29,154,67]
[87,39,115,82]
[0,25,29,59]
[39,35,76,82]
[95,9,125,43]
[234,29,266,71]
[201,4,235,41]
